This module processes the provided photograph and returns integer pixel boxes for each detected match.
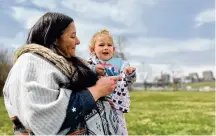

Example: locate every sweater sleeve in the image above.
[3,53,95,135]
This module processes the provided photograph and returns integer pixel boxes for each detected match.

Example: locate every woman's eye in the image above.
[99,44,104,46]
[108,44,112,46]
[71,34,76,38]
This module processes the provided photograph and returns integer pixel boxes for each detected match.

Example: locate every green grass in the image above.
[0,97,13,135]
[126,91,215,135]
[0,91,215,135]
[184,81,215,88]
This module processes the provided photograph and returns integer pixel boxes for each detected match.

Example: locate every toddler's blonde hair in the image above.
[89,29,114,53]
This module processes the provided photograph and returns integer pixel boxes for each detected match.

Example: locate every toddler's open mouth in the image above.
[102,52,109,55]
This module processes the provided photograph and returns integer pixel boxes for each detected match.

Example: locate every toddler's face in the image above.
[94,34,115,61]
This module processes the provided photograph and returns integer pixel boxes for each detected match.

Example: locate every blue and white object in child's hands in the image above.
[104,66,119,76]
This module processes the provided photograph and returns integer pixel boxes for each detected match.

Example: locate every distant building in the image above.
[161,73,170,84]
[189,73,199,82]
[183,76,192,84]
[203,71,214,81]
[153,76,165,87]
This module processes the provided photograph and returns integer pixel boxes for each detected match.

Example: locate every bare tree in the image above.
[169,63,183,91]
[114,36,135,90]
[140,62,152,90]
[114,36,127,60]
[0,46,13,96]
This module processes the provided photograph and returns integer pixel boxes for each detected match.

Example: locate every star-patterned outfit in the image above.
[87,55,136,135]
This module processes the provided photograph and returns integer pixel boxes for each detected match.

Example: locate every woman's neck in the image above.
[52,45,72,59]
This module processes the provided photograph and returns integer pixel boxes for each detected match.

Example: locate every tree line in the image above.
[0,47,13,96]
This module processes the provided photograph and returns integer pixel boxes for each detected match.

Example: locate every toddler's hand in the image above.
[96,64,105,76]
[125,67,136,75]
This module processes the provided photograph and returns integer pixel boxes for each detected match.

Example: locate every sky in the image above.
[0,0,215,82]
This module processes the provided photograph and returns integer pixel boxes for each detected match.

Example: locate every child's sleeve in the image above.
[121,61,136,84]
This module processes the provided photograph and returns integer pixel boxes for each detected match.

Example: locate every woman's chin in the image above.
[69,52,75,57]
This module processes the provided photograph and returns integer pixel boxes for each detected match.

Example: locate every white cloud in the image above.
[16,0,26,3]
[60,0,151,35]
[0,31,27,49]
[61,0,156,27]
[15,0,56,10]
[124,38,214,57]
[31,0,57,10]
[195,8,215,27]
[12,7,44,29]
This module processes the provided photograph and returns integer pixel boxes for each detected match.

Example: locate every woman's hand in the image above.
[88,76,121,101]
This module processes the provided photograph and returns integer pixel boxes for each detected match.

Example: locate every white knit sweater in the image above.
[3,53,72,135]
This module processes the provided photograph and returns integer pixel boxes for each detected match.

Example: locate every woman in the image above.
[3,12,122,135]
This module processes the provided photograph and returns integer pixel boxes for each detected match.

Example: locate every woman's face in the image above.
[56,23,80,57]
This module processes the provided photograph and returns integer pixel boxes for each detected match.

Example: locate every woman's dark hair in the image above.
[67,57,99,91]
[26,12,74,48]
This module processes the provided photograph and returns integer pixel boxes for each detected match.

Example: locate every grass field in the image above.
[0,91,215,135]
[0,97,12,135]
